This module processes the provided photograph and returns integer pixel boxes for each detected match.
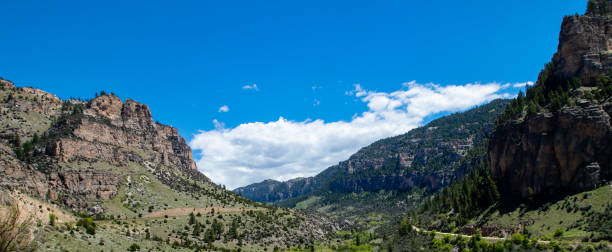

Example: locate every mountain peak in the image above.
[552,4,612,85]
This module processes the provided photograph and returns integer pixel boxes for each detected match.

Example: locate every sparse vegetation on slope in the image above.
[0,80,344,251]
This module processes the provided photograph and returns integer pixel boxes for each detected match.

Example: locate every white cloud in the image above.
[190,81,524,189]
[218,105,229,113]
[513,81,534,88]
[345,83,367,97]
[313,99,321,106]
[212,119,224,129]
[242,84,259,91]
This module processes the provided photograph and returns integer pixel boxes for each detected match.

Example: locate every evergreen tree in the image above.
[188,212,196,225]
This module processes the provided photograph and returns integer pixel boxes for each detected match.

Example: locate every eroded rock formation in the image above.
[0,81,207,212]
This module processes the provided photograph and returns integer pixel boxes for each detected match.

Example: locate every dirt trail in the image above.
[143,207,263,219]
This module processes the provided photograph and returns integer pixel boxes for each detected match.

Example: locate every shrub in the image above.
[127,243,140,251]
[76,217,96,235]
[553,229,564,238]
[48,213,57,227]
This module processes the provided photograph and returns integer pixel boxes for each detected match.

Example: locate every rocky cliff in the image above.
[235,178,318,203]
[489,95,612,199]
[489,1,612,200]
[236,99,510,204]
[552,1,612,85]
[0,79,208,212]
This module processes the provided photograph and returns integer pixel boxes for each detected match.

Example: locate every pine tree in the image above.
[189,212,196,225]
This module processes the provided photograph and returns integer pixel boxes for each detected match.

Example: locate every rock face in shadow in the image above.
[489,4,612,200]
[0,81,207,212]
[489,97,612,199]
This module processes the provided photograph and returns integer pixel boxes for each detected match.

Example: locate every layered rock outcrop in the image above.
[48,95,198,172]
[0,83,207,212]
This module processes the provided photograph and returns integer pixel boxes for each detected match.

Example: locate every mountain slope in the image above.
[395,2,612,250]
[235,99,510,230]
[0,79,342,251]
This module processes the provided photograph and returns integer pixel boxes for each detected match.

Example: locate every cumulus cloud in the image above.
[242,84,259,91]
[190,81,522,189]
[218,105,229,113]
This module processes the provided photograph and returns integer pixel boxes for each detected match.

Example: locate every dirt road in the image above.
[411,226,550,244]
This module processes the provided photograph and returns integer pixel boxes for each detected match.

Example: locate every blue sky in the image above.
[0,1,586,188]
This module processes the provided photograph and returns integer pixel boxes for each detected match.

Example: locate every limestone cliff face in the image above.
[0,81,207,212]
[489,3,612,200]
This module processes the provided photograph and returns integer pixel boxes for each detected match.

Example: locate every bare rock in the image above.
[490,100,612,199]
[88,94,122,120]
[489,6,612,200]
[0,81,208,211]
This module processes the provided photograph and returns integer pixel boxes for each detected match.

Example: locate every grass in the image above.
[476,185,612,241]
[292,189,421,233]
[295,196,321,210]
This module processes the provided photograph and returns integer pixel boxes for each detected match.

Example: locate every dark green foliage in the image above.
[211,219,224,240]
[595,74,612,100]
[48,213,56,227]
[225,217,240,240]
[587,0,612,15]
[204,227,215,244]
[188,212,196,225]
[385,226,434,251]
[424,154,498,219]
[496,60,585,126]
[76,217,96,235]
[553,229,564,238]
[127,243,140,251]
[422,232,578,252]
[192,221,202,237]
[586,203,612,241]
[12,133,40,163]
[405,146,499,231]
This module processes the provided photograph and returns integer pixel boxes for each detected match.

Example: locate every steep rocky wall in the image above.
[0,143,122,212]
[489,97,612,199]
[45,94,199,173]
[553,14,612,85]
[489,4,612,200]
